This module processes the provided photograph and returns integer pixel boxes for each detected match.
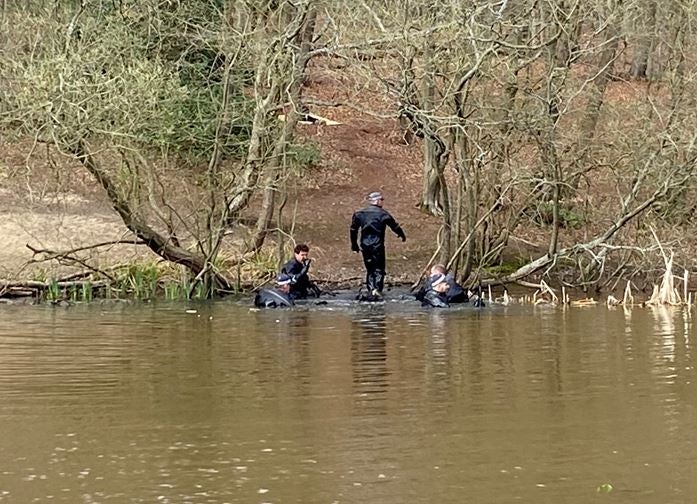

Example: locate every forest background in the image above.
[0,0,696,300]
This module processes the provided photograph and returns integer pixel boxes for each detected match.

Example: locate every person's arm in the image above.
[309,281,321,297]
[385,213,406,241]
[281,292,295,307]
[415,275,435,301]
[283,259,309,286]
[350,213,360,252]
[254,291,264,307]
[424,290,449,308]
[299,258,311,276]
[281,259,296,276]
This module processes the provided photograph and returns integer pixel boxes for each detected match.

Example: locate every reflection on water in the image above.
[1,302,697,503]
[650,305,678,362]
[351,312,388,409]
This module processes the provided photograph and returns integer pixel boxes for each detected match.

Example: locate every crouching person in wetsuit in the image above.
[254,273,295,308]
[281,243,321,300]
[415,264,469,308]
[350,191,406,301]
[417,273,451,308]
[431,263,469,303]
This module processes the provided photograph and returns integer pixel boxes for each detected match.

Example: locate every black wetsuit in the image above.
[415,273,468,307]
[415,275,435,302]
[415,274,449,307]
[444,274,469,303]
[350,205,405,293]
[281,258,320,299]
[422,290,449,308]
[254,289,295,308]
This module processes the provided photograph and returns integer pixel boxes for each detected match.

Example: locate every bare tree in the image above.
[3,0,697,295]
[0,0,318,296]
[323,0,697,288]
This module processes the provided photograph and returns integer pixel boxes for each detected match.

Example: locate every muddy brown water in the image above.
[0,298,696,503]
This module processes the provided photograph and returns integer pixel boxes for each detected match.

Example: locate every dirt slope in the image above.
[289,116,442,284]
[0,110,442,286]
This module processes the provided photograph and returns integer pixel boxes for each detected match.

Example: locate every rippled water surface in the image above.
[1,300,697,503]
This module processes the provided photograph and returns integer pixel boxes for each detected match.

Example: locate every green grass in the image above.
[37,255,269,303]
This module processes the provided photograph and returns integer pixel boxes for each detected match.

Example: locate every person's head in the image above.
[294,243,309,262]
[430,263,447,276]
[275,273,294,293]
[431,273,449,293]
[367,191,384,208]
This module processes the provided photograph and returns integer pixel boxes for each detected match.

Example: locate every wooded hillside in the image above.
[1,0,696,298]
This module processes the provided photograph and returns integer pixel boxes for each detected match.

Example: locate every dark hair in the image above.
[294,243,310,254]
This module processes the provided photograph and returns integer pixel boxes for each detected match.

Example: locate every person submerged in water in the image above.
[418,272,451,308]
[415,264,470,308]
[281,243,321,300]
[254,273,295,308]
[350,191,406,301]
[433,263,469,303]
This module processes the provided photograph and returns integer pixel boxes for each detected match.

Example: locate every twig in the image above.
[26,241,144,282]
[26,239,145,258]
[410,225,445,291]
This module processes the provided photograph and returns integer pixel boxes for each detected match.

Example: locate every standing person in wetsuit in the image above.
[254,273,295,308]
[281,243,320,300]
[350,191,406,300]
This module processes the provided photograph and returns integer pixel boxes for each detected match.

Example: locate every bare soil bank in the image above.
[0,117,541,293]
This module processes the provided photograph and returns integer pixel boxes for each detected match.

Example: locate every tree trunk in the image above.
[73,140,233,291]
[547,144,561,256]
[249,179,279,252]
[245,5,316,253]
[418,39,449,217]
[553,0,583,66]
[629,1,656,79]
[453,129,478,284]
[227,4,315,227]
[421,134,448,216]
[568,12,621,190]
[580,26,620,142]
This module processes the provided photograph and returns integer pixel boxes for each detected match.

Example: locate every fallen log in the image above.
[0,280,110,298]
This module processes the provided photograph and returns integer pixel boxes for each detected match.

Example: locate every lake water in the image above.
[0,298,696,503]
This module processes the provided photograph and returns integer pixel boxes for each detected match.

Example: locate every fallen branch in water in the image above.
[0,279,110,298]
[488,171,690,287]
